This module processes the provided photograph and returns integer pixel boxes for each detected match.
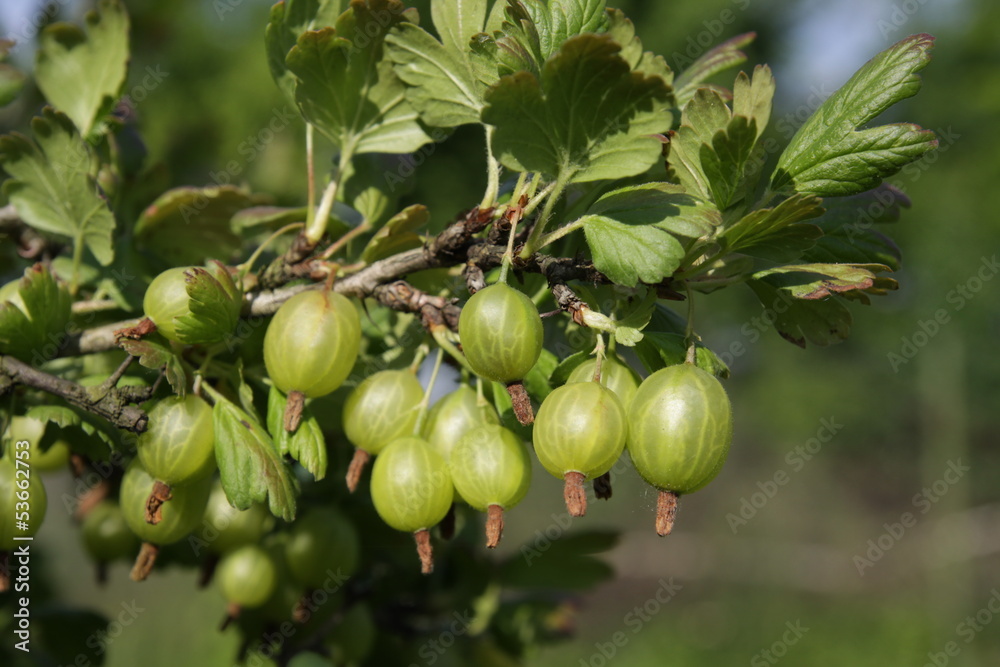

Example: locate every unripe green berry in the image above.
[370,437,453,533]
[567,355,641,409]
[137,394,215,486]
[459,283,543,383]
[217,545,278,608]
[143,264,241,344]
[449,424,530,512]
[343,370,423,455]
[120,459,211,545]
[81,501,139,563]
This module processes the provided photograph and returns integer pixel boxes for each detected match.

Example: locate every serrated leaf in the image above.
[613,287,657,346]
[634,332,730,379]
[721,194,825,262]
[0,108,116,265]
[482,33,672,184]
[501,529,618,590]
[772,34,937,197]
[361,204,428,263]
[0,40,25,107]
[733,65,775,142]
[673,32,755,107]
[0,264,72,362]
[746,278,852,348]
[700,115,758,209]
[210,388,298,521]
[386,0,496,128]
[118,333,188,395]
[799,184,906,269]
[172,264,242,344]
[267,385,328,481]
[286,1,433,156]
[266,0,346,103]
[753,262,896,300]
[582,215,684,287]
[588,182,719,239]
[34,0,129,136]
[521,347,559,403]
[134,185,254,265]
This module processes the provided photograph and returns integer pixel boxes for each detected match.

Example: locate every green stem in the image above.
[592,334,606,383]
[305,124,316,228]
[413,348,445,435]
[480,125,501,209]
[69,232,85,297]
[237,223,305,279]
[519,172,571,259]
[432,328,473,375]
[684,282,696,364]
[520,179,557,219]
[305,147,352,245]
[533,218,586,252]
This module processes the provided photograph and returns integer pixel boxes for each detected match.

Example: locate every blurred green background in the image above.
[2,0,998,665]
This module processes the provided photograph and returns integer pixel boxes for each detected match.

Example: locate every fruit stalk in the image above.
[506,381,534,425]
[564,471,587,517]
[283,390,306,432]
[345,449,371,493]
[656,491,679,537]
[130,542,160,582]
[486,504,504,549]
[414,529,434,575]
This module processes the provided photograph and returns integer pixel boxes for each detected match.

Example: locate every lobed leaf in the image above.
[0,109,116,265]
[34,0,130,136]
[0,264,72,362]
[721,193,825,262]
[772,34,938,197]
[267,385,328,481]
[672,32,755,108]
[118,333,188,395]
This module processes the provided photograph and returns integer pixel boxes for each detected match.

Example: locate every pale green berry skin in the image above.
[532,382,627,481]
[343,370,423,455]
[0,452,47,549]
[449,424,531,511]
[4,416,69,472]
[137,394,216,486]
[567,355,641,409]
[81,501,139,563]
[285,508,360,588]
[459,283,543,384]
[217,545,278,608]
[143,265,240,344]
[626,363,733,495]
[370,437,453,533]
[264,290,362,398]
[199,483,274,554]
[423,385,500,462]
[120,459,211,545]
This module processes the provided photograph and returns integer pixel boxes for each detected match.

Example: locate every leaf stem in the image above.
[305,148,352,245]
[519,172,571,259]
[480,125,501,209]
[533,218,586,252]
[237,223,305,279]
[413,348,445,435]
[70,232,85,297]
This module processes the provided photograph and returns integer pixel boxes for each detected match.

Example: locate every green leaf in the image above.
[341,153,400,227]
[0,264,72,362]
[172,263,243,345]
[721,193,825,262]
[286,1,433,155]
[800,184,908,269]
[34,0,130,136]
[634,332,730,378]
[492,0,610,77]
[582,215,684,287]
[500,529,618,590]
[673,32,755,107]
[210,388,298,521]
[266,0,346,103]
[587,182,720,239]
[549,350,591,386]
[746,278,851,348]
[361,204,428,263]
[0,108,116,265]
[772,34,938,197]
[733,64,775,142]
[0,40,25,108]
[134,185,254,266]
[753,262,897,300]
[118,333,188,395]
[24,404,117,459]
[521,347,560,402]
[611,287,657,346]
[267,385,328,481]
[482,33,672,184]
[699,115,758,209]
[386,0,496,127]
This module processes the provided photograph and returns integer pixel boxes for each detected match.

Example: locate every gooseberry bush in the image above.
[0,0,936,664]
